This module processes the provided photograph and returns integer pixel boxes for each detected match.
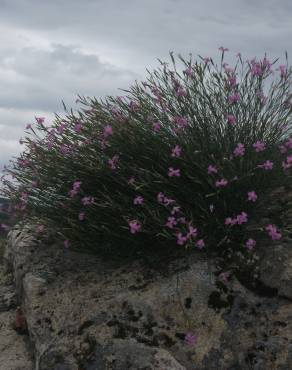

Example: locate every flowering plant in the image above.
[1,49,292,261]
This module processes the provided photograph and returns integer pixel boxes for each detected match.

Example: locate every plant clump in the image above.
[1,48,292,263]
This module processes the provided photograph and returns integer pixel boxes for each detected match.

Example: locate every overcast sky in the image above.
[1,0,292,172]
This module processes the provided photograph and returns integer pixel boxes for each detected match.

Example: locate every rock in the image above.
[14,306,28,335]
[252,186,292,300]
[0,284,16,312]
[83,339,187,370]
[258,241,292,299]
[0,310,33,370]
[0,262,33,370]
[2,208,292,369]
[2,225,292,370]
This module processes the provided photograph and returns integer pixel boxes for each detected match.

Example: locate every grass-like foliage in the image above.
[1,49,292,261]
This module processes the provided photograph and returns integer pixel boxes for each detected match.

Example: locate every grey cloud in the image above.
[0,108,56,172]
[1,0,292,173]
[0,43,140,111]
[0,42,140,173]
[0,1,291,79]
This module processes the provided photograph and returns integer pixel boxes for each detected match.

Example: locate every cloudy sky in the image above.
[0,0,292,172]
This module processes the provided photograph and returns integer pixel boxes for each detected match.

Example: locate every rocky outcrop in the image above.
[0,263,33,370]
[2,185,292,370]
[1,217,292,370]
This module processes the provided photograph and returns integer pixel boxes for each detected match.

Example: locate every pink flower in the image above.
[247,191,257,202]
[272,232,282,240]
[153,122,161,131]
[47,141,53,149]
[270,230,282,241]
[175,87,187,97]
[227,115,236,125]
[277,65,287,79]
[157,192,165,203]
[25,124,32,130]
[103,125,113,137]
[282,161,292,171]
[36,224,44,233]
[18,158,30,167]
[69,181,82,198]
[60,144,70,155]
[64,240,69,248]
[174,116,188,129]
[111,108,127,123]
[35,116,45,125]
[262,57,272,71]
[215,179,228,187]
[133,196,144,205]
[265,224,275,232]
[207,165,218,174]
[265,224,282,240]
[236,211,248,225]
[203,57,211,65]
[78,212,85,221]
[245,238,256,250]
[187,225,197,239]
[250,60,263,76]
[219,46,229,52]
[81,196,94,206]
[57,123,66,134]
[226,212,248,226]
[282,155,292,170]
[196,239,205,249]
[253,141,265,152]
[184,332,197,346]
[228,76,237,88]
[171,206,180,215]
[258,160,273,170]
[73,181,82,190]
[129,100,140,112]
[171,76,181,89]
[176,232,187,245]
[284,138,292,149]
[165,216,177,229]
[168,167,180,177]
[69,189,78,198]
[74,122,82,133]
[171,145,182,158]
[233,143,245,157]
[163,197,175,206]
[228,93,240,103]
[129,220,141,234]
[128,176,135,185]
[225,217,237,226]
[108,155,119,170]
[183,66,193,77]
[178,217,187,224]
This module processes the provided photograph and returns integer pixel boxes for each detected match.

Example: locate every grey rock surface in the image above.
[2,222,292,370]
[0,262,33,370]
[3,183,292,370]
